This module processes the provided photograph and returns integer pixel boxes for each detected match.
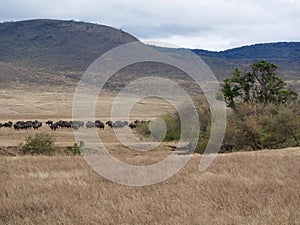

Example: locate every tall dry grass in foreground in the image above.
[0,149,299,225]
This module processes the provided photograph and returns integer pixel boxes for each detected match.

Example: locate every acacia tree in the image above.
[222,61,298,108]
[221,61,300,150]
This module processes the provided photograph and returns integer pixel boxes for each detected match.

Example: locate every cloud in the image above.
[0,0,299,50]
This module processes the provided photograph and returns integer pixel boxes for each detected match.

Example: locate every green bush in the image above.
[21,133,56,155]
[136,114,181,141]
[137,97,211,152]
[223,102,300,151]
[161,113,181,141]
[259,103,300,148]
[64,141,84,155]
[136,122,151,138]
[194,130,210,154]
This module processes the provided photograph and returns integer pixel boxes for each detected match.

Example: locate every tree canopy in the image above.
[221,61,298,108]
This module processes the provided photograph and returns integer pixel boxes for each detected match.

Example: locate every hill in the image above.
[193,42,300,60]
[0,19,299,92]
[0,19,138,80]
[192,42,300,81]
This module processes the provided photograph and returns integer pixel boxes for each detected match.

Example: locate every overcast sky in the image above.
[0,0,299,51]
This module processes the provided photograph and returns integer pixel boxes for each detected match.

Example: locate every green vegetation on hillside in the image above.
[193,42,300,81]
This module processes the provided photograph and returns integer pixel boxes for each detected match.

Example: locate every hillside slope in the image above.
[193,42,300,60]
[192,42,300,80]
[0,19,138,78]
[0,20,299,89]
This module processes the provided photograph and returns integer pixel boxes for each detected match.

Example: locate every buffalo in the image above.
[129,123,137,129]
[106,120,128,128]
[50,123,58,131]
[95,120,105,129]
[3,121,13,128]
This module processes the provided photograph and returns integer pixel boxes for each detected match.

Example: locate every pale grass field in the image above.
[0,84,300,224]
[0,149,299,224]
[0,84,175,147]
[0,84,174,121]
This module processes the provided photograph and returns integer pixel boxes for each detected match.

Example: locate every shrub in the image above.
[136,122,151,138]
[136,97,211,153]
[161,113,181,141]
[136,114,181,141]
[224,109,261,151]
[259,103,300,148]
[194,130,210,154]
[64,141,84,155]
[223,101,300,151]
[21,133,56,155]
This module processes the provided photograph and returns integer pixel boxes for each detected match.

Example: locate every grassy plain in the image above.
[0,84,299,224]
[0,149,299,224]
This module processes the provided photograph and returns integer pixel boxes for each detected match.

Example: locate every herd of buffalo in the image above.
[0,119,149,131]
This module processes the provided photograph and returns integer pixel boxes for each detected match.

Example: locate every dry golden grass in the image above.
[0,149,299,224]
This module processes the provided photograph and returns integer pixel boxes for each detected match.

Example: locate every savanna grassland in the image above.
[0,148,299,224]
[1,19,300,225]
[0,83,299,225]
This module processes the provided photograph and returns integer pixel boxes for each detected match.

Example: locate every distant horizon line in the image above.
[143,40,300,52]
[1,18,299,52]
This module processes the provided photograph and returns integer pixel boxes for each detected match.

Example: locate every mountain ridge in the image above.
[0,19,299,87]
[0,19,138,77]
[192,42,300,61]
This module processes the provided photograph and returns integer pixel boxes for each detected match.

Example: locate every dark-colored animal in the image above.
[106,120,128,128]
[112,121,126,128]
[3,121,13,128]
[86,121,96,128]
[72,124,79,130]
[50,123,58,131]
[32,123,40,130]
[46,120,53,126]
[71,121,84,128]
[56,120,72,129]
[129,123,137,129]
[95,120,105,129]
[129,119,150,129]
[13,120,42,130]
[13,123,21,131]
[105,121,113,127]
[32,120,42,129]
